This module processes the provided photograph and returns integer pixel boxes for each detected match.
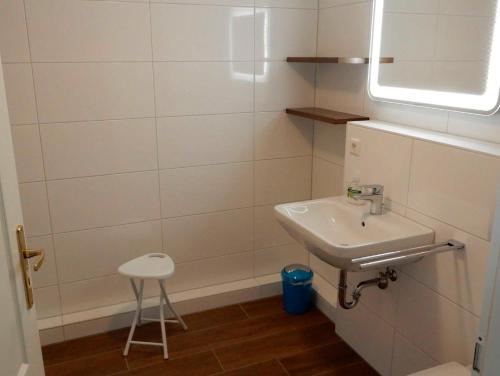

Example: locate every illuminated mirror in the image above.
[369,0,500,115]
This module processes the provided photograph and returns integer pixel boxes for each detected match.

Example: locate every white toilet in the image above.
[409,362,469,376]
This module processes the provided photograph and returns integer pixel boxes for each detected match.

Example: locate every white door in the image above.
[474,186,500,376]
[0,57,45,375]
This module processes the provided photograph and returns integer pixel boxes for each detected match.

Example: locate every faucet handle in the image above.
[359,184,384,195]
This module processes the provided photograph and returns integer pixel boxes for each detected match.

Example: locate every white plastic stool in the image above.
[118,253,187,359]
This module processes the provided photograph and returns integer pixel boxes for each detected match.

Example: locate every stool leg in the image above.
[123,279,144,356]
[158,283,168,359]
[130,279,142,326]
[159,280,188,330]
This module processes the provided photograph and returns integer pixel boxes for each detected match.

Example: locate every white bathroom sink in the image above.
[274,196,434,271]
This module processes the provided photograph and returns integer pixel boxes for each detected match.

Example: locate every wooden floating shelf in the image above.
[286,57,394,64]
[286,107,369,125]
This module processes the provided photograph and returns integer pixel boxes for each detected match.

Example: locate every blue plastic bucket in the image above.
[281,264,313,315]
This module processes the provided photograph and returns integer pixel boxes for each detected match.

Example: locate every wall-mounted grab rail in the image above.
[351,240,465,270]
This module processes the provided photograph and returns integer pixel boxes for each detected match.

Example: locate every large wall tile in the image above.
[19,182,52,237]
[54,221,162,283]
[448,112,500,145]
[254,205,294,249]
[47,171,160,233]
[151,4,253,61]
[255,62,315,111]
[28,235,58,288]
[317,2,371,56]
[335,302,395,376]
[60,274,133,314]
[313,123,346,165]
[160,162,253,217]
[153,0,254,6]
[254,111,312,160]
[315,64,367,116]
[404,209,489,316]
[254,156,312,205]
[309,254,339,286]
[155,62,253,116]
[408,140,500,240]
[391,333,438,376]
[163,208,253,263]
[395,274,479,365]
[34,286,61,319]
[254,243,308,276]
[2,63,38,125]
[33,62,155,123]
[311,157,344,199]
[255,0,318,8]
[255,8,317,61]
[0,0,30,62]
[157,113,253,169]
[11,124,45,183]
[40,118,157,179]
[168,252,253,293]
[344,125,413,206]
[25,0,151,62]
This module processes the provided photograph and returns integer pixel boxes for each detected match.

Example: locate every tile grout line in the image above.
[20,0,65,328]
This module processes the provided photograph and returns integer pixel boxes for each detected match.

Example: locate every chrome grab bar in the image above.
[351,240,465,270]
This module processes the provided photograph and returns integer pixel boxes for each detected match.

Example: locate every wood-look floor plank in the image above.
[321,361,380,375]
[44,349,127,376]
[214,360,288,376]
[125,309,327,370]
[240,296,284,318]
[279,341,363,376]
[42,304,247,366]
[123,351,222,376]
[214,321,338,370]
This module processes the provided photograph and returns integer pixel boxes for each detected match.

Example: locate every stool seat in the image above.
[118,253,174,280]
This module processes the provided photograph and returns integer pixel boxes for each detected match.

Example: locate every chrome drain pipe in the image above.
[338,268,398,310]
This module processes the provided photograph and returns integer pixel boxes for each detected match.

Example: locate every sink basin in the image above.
[274,196,434,271]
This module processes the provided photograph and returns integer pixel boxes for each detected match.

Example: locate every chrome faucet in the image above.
[348,184,384,215]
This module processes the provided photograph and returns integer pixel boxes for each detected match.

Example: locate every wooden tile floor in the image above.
[42,296,379,376]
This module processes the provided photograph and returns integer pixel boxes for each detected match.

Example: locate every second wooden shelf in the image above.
[286,107,369,125]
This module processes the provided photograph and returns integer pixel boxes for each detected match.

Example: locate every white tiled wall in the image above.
[311,1,500,375]
[0,0,319,336]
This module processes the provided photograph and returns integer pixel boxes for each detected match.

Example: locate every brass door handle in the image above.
[16,224,45,308]
[22,249,45,271]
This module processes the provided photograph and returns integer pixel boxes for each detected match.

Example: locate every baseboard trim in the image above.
[39,273,339,346]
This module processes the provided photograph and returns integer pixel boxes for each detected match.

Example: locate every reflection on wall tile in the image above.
[255,62,315,111]
[2,63,38,125]
[255,8,317,61]
[151,4,254,61]
[158,113,253,169]
[41,118,157,179]
[163,208,253,263]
